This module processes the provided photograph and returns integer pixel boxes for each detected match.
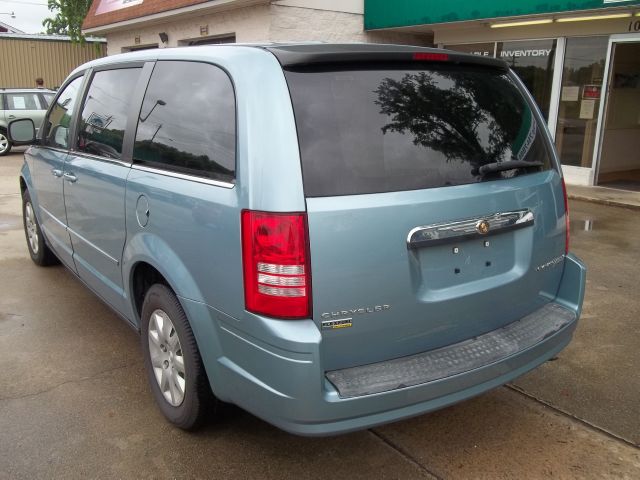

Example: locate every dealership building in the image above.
[83,0,640,189]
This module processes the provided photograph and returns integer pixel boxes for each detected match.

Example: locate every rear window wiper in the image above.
[478,160,544,175]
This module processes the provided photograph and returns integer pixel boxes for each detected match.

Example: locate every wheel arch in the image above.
[125,235,226,401]
[19,175,27,195]
[123,232,206,326]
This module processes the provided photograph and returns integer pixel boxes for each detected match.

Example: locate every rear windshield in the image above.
[284,64,553,197]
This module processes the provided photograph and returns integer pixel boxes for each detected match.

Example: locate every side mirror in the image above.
[8,118,36,145]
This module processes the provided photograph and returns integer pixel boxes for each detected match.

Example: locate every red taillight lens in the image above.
[561,178,570,254]
[241,210,311,319]
[413,52,449,62]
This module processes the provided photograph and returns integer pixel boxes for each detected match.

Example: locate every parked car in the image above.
[9,44,586,436]
[0,88,55,156]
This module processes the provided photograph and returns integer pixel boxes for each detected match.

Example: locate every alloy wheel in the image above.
[148,309,186,406]
[0,132,9,154]
[24,202,39,254]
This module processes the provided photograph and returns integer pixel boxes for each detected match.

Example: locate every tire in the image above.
[0,130,12,156]
[22,190,59,266]
[141,284,216,430]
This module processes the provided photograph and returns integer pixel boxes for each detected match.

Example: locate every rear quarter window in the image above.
[133,61,236,183]
[284,64,553,197]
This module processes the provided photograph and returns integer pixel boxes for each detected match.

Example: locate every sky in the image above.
[0,0,58,34]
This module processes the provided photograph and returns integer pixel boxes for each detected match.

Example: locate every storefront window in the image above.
[555,36,609,168]
[444,43,494,57]
[496,39,557,120]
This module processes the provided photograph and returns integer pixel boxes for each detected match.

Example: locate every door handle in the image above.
[51,169,63,177]
[63,172,77,183]
[7,115,16,119]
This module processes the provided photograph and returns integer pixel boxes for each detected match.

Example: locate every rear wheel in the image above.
[141,284,216,430]
[22,190,58,266]
[0,130,12,156]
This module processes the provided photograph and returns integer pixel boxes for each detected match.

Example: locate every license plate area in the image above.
[416,233,514,291]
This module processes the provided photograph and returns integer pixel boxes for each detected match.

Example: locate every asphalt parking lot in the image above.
[1,150,639,479]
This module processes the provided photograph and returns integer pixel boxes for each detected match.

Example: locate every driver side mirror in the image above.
[8,118,36,145]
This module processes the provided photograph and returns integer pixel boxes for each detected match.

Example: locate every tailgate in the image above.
[307,173,566,371]
[283,58,567,371]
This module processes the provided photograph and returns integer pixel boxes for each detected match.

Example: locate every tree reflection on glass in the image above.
[373,70,525,171]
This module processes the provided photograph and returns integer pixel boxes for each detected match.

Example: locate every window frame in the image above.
[71,61,152,166]
[131,59,238,188]
[40,72,89,153]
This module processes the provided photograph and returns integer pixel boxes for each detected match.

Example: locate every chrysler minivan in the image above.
[9,44,586,436]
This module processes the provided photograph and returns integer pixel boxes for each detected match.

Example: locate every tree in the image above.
[43,0,92,43]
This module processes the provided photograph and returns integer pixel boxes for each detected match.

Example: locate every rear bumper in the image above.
[187,254,586,436]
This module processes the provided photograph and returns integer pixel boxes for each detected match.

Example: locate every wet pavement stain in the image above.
[0,214,21,232]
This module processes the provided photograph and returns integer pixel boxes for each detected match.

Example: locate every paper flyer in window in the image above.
[561,86,579,102]
[579,99,596,120]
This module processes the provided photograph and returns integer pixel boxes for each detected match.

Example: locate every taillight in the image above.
[413,52,449,62]
[561,178,570,254]
[241,210,311,319]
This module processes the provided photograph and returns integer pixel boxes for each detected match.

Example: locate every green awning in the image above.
[364,0,640,30]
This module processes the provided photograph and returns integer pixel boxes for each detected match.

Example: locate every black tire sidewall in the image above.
[141,284,210,429]
[22,191,47,264]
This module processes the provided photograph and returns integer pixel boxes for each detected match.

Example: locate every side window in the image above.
[43,76,84,149]
[42,93,55,108]
[76,68,141,160]
[133,61,236,182]
[7,93,42,110]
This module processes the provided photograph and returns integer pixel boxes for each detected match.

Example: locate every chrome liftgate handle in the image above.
[407,209,534,249]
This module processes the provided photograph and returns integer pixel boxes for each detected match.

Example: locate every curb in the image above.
[568,194,640,211]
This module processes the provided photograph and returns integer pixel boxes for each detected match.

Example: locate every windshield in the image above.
[284,64,553,197]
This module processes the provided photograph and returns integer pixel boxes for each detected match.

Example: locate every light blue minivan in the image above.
[9,44,586,436]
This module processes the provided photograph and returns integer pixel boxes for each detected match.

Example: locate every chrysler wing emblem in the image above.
[476,219,490,235]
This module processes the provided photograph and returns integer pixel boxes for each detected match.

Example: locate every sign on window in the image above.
[96,0,144,15]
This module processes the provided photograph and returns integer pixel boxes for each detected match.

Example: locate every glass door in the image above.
[554,36,609,169]
[596,39,640,190]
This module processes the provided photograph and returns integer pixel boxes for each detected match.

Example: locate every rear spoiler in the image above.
[262,44,508,71]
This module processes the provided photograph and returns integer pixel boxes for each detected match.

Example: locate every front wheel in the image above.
[141,284,216,430]
[0,130,12,156]
[22,190,59,266]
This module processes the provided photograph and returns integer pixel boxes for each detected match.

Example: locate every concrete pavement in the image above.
[513,199,640,445]
[1,151,639,479]
[567,184,640,210]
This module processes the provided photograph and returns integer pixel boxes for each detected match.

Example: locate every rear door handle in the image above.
[63,172,77,183]
[7,115,16,119]
[51,169,63,177]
